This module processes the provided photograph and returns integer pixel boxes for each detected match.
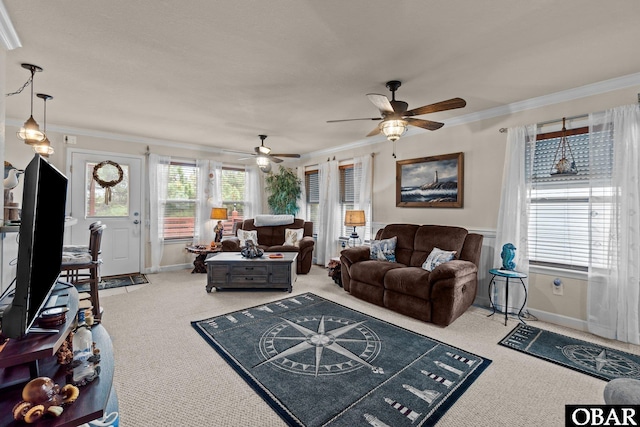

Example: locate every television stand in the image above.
[0,282,118,426]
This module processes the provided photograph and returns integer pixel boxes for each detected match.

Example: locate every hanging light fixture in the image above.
[379,118,408,142]
[34,93,54,157]
[16,63,46,145]
[550,117,578,176]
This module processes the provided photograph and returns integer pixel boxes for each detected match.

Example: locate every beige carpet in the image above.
[99,266,639,426]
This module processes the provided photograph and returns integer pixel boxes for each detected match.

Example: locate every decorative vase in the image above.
[501,243,516,270]
[240,240,263,259]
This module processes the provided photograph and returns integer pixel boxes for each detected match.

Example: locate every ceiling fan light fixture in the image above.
[380,119,408,142]
[256,154,270,167]
[259,163,272,173]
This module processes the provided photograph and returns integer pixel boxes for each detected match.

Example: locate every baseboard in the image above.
[142,263,191,274]
[526,308,587,332]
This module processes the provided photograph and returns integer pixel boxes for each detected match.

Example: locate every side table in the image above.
[186,245,221,273]
[487,268,528,326]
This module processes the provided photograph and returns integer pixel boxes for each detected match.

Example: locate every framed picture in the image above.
[396,152,464,208]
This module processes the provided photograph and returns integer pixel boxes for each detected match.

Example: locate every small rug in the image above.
[192,293,491,427]
[499,324,640,382]
[75,273,148,292]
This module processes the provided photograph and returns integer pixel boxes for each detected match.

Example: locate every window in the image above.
[339,164,370,241]
[85,162,129,217]
[164,161,198,239]
[221,167,246,235]
[527,127,613,271]
[305,170,319,235]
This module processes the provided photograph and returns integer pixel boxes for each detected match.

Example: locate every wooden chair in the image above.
[60,222,106,322]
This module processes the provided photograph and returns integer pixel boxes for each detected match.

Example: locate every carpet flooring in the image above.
[193,293,491,426]
[499,324,640,382]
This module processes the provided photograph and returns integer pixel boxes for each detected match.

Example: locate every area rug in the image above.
[499,324,640,382]
[192,293,491,427]
[75,273,148,292]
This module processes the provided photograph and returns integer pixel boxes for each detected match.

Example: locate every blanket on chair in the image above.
[253,214,295,226]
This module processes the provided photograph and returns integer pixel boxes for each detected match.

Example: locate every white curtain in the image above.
[245,165,263,219]
[296,166,307,220]
[316,160,340,266]
[493,125,536,313]
[194,159,214,245]
[148,153,170,273]
[588,104,640,344]
[354,154,373,240]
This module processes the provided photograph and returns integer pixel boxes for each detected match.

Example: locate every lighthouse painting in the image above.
[396,152,464,208]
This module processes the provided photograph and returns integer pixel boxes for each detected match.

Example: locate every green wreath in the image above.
[92,160,123,205]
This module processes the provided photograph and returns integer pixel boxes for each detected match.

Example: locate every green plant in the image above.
[265,166,301,215]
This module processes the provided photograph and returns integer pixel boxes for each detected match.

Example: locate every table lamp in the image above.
[344,210,365,246]
[211,207,229,245]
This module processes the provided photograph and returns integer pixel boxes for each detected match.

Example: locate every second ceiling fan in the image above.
[239,135,300,173]
[328,80,466,142]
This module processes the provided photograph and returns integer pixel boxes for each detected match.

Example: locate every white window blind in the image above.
[527,129,613,270]
[164,161,198,239]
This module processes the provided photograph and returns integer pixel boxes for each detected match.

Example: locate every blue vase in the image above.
[501,243,516,270]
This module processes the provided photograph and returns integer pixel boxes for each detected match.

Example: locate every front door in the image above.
[68,150,143,277]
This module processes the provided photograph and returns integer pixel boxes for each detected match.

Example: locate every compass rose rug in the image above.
[192,293,491,427]
[499,324,640,382]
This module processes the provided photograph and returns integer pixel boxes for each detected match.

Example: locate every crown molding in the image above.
[0,1,21,50]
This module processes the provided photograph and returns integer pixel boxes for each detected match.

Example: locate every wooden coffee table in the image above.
[204,252,297,293]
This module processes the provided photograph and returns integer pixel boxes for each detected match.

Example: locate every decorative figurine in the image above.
[241,240,263,259]
[12,377,79,423]
[213,220,224,244]
[501,243,517,270]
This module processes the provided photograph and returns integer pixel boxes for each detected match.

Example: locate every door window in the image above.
[85,161,130,217]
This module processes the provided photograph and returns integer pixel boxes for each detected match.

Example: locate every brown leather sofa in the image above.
[340,224,483,326]
[221,218,315,274]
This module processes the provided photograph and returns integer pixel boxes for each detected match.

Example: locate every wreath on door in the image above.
[92,160,123,205]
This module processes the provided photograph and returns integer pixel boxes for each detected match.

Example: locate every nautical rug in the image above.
[75,273,148,292]
[192,293,491,427]
[499,324,640,382]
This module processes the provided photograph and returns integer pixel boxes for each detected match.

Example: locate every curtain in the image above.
[148,153,170,273]
[296,166,307,220]
[588,104,640,344]
[194,159,213,245]
[493,125,536,313]
[354,154,373,239]
[316,160,340,266]
[245,164,263,219]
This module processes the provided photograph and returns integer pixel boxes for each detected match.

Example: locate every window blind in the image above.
[526,129,613,270]
[305,171,319,235]
[164,162,198,239]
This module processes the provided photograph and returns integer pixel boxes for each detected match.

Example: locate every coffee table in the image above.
[205,252,297,293]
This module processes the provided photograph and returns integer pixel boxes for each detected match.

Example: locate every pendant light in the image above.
[16,63,46,145]
[550,118,578,176]
[34,93,54,157]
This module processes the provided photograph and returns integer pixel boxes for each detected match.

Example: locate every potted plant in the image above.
[265,166,301,215]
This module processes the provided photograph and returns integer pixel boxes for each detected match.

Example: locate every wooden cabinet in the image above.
[205,252,297,293]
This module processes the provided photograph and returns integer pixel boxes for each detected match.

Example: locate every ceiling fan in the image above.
[239,135,301,173]
[327,80,466,142]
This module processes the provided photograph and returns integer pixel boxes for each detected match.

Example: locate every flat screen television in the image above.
[2,154,68,339]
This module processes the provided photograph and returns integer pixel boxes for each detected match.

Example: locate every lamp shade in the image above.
[344,210,366,227]
[17,116,45,145]
[210,207,228,220]
[380,119,408,142]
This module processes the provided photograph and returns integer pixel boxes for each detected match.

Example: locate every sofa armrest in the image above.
[221,237,241,251]
[340,246,370,265]
[428,260,478,283]
[298,236,315,251]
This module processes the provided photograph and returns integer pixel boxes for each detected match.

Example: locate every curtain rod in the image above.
[498,113,588,133]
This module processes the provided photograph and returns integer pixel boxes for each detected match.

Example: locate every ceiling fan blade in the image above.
[406,118,445,131]
[366,93,394,114]
[270,153,301,158]
[270,156,284,163]
[404,98,467,117]
[327,117,381,123]
[366,126,381,137]
[237,156,255,161]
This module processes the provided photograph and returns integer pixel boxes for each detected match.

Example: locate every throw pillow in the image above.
[237,229,258,247]
[422,247,457,271]
[370,236,397,262]
[284,228,304,247]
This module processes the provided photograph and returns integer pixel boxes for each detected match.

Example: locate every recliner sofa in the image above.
[340,224,483,326]
[221,218,315,274]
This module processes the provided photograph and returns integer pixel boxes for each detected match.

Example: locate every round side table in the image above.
[488,268,528,326]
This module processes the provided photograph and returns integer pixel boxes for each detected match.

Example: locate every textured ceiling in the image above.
[4,0,640,157]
